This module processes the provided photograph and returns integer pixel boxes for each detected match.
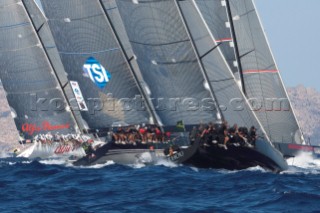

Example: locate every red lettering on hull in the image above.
[22,120,70,135]
[54,145,73,154]
[288,144,314,152]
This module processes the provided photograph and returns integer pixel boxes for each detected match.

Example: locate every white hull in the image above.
[17,141,86,159]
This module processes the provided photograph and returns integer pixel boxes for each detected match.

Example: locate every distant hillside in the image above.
[287,85,320,145]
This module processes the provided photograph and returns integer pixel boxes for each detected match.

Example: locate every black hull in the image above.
[73,139,200,167]
[73,138,287,172]
[185,144,283,172]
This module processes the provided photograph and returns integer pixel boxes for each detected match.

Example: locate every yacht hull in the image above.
[183,138,288,173]
[73,140,200,167]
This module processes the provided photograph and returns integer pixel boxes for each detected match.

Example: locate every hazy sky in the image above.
[255,0,320,90]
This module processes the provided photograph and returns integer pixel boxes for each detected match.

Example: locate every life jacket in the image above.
[166,132,171,138]
[155,129,161,135]
[139,128,146,134]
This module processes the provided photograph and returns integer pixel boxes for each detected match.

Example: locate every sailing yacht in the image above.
[192,0,319,158]
[29,0,198,166]
[114,0,288,172]
[0,0,88,159]
[0,0,294,171]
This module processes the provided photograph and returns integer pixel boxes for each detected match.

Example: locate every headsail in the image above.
[37,0,153,130]
[228,0,304,144]
[0,0,78,140]
[176,0,269,133]
[115,0,220,127]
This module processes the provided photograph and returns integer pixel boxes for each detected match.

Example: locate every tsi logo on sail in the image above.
[83,57,111,88]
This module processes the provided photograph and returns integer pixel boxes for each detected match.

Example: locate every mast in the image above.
[224,0,246,95]
[174,0,224,122]
[98,0,159,126]
[21,0,83,133]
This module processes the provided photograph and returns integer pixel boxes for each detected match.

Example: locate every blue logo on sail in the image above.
[83,57,111,88]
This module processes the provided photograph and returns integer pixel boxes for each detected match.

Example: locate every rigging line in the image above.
[118,0,171,3]
[36,22,45,33]
[6,86,62,95]
[0,1,20,8]
[150,59,198,65]
[209,78,234,83]
[0,22,30,29]
[0,44,40,52]
[5,66,52,74]
[4,78,53,84]
[129,39,190,47]
[240,49,255,59]
[62,82,68,89]
[239,9,255,18]
[58,48,120,55]
[128,56,134,62]
[48,13,104,22]
[200,43,222,59]
[229,0,255,18]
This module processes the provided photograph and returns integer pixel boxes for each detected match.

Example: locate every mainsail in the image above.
[37,0,153,130]
[227,0,304,144]
[0,0,78,140]
[114,0,220,127]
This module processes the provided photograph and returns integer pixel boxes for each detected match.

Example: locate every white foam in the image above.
[246,166,267,172]
[189,167,199,172]
[85,161,115,169]
[75,160,115,169]
[39,158,68,166]
[155,158,179,168]
[283,152,320,175]
[287,152,320,168]
[129,163,146,169]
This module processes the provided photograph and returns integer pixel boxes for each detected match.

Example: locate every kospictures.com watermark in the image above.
[29,93,291,115]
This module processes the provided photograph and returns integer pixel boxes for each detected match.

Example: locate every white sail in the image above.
[228,0,304,144]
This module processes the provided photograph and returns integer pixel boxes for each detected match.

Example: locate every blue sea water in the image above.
[0,155,319,213]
